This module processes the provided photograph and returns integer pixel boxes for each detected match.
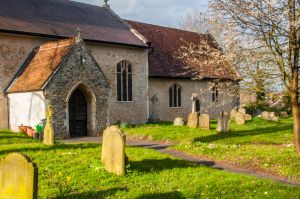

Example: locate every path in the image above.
[63,136,300,187]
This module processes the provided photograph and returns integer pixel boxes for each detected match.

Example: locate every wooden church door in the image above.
[69,89,88,137]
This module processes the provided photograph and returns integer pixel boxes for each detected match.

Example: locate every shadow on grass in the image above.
[0,143,100,156]
[135,191,185,199]
[129,158,203,172]
[193,124,292,143]
[54,187,128,199]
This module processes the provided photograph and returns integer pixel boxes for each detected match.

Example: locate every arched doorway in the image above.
[68,89,88,137]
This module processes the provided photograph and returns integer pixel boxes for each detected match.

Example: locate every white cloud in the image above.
[73,0,209,28]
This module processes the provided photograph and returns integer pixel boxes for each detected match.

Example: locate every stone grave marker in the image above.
[148,95,160,123]
[216,111,230,133]
[239,108,246,115]
[43,104,55,145]
[174,117,184,126]
[198,114,210,130]
[0,153,38,199]
[187,113,198,128]
[101,126,126,175]
[261,111,270,120]
[245,114,252,121]
[235,112,245,125]
[230,109,238,120]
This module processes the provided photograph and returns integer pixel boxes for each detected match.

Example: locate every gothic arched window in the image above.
[169,83,182,107]
[212,84,219,102]
[117,60,132,101]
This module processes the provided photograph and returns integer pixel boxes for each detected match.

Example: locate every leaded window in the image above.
[117,60,132,101]
[169,83,182,107]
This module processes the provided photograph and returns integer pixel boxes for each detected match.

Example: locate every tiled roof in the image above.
[7,38,76,93]
[127,20,240,80]
[0,0,147,48]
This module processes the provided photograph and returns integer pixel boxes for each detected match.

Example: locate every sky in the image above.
[74,0,209,28]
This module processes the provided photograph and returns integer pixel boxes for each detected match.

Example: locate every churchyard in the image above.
[1,116,300,198]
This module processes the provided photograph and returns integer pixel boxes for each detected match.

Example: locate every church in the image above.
[0,0,240,139]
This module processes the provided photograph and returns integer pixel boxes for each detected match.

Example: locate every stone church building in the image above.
[0,0,240,138]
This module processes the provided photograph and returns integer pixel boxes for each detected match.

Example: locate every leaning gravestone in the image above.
[235,112,245,125]
[43,104,55,145]
[198,114,210,130]
[0,153,38,199]
[101,126,126,175]
[174,117,184,126]
[187,113,198,128]
[217,112,230,133]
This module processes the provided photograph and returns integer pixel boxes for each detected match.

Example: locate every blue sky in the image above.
[74,0,209,28]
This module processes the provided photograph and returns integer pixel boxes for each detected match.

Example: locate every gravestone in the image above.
[261,111,270,120]
[43,104,55,145]
[191,93,198,113]
[101,126,126,175]
[235,112,245,125]
[216,111,230,133]
[198,114,210,130]
[280,111,289,118]
[0,153,38,199]
[187,113,198,128]
[174,117,184,126]
[230,109,238,120]
[148,95,160,123]
[239,108,246,114]
[245,114,252,121]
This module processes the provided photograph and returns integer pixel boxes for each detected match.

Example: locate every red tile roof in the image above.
[7,38,76,93]
[0,0,147,48]
[127,20,240,80]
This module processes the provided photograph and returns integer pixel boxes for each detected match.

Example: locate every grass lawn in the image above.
[1,130,300,198]
[123,117,300,181]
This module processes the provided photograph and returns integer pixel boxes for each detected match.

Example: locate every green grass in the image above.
[123,117,300,181]
[1,130,300,198]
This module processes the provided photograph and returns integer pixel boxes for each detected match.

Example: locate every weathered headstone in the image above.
[271,115,279,122]
[280,111,289,118]
[245,114,252,121]
[235,112,245,125]
[187,113,198,128]
[198,114,210,130]
[261,111,270,120]
[230,109,238,120]
[101,126,126,175]
[216,111,230,133]
[0,153,38,199]
[191,93,198,113]
[173,117,184,126]
[148,95,160,123]
[239,108,246,114]
[43,104,55,145]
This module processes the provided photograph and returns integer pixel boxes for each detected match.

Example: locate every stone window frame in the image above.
[169,83,182,108]
[212,83,219,102]
[116,60,133,102]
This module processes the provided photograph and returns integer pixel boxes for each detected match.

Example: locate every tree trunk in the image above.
[291,90,300,152]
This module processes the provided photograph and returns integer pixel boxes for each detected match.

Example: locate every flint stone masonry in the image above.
[0,33,149,130]
[173,117,184,126]
[44,41,110,139]
[217,112,230,133]
[0,153,38,199]
[43,104,55,145]
[198,114,210,130]
[101,126,126,175]
[187,113,198,128]
[235,112,245,125]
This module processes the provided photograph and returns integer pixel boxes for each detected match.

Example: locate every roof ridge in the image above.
[126,20,207,36]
